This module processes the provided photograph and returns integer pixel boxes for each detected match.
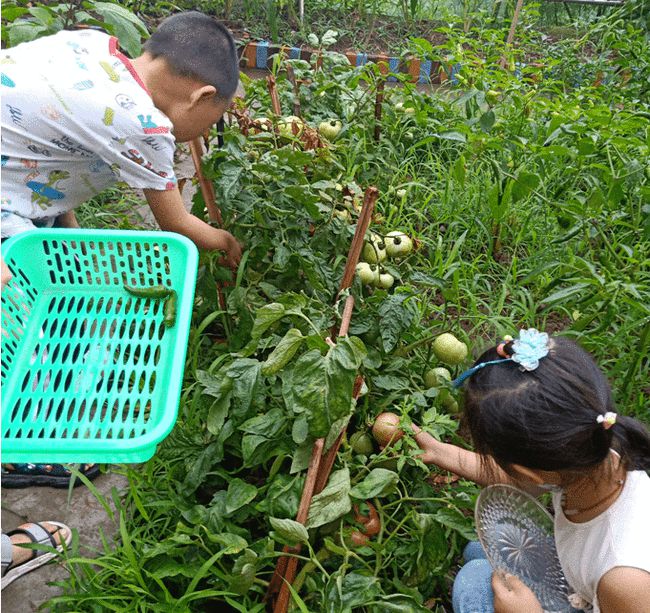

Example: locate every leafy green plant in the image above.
[41,5,649,611]
[1,1,148,56]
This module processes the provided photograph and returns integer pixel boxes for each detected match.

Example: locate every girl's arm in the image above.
[598,567,650,613]
[411,424,519,488]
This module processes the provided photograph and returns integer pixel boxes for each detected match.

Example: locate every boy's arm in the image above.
[144,188,242,269]
[411,424,519,488]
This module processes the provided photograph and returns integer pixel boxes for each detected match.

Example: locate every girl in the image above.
[407,329,650,613]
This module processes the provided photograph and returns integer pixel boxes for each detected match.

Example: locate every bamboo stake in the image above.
[286,64,302,118]
[189,137,223,226]
[270,438,324,612]
[318,187,378,492]
[337,187,379,293]
[267,74,282,116]
[269,188,379,610]
[499,0,524,69]
[374,79,385,142]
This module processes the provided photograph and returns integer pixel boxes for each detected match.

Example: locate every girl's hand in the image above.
[492,571,544,613]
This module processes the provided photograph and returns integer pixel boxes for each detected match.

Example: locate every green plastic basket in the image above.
[1,229,198,463]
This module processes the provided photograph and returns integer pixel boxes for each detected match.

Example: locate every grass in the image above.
[45,5,649,610]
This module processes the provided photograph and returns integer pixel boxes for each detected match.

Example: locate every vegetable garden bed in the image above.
[29,3,649,611]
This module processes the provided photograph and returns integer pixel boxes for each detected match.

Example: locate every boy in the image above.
[1,11,241,268]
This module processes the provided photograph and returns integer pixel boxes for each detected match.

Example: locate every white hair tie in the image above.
[596,412,617,429]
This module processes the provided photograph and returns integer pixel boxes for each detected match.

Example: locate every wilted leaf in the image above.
[269,517,309,545]
[350,468,399,499]
[306,468,351,528]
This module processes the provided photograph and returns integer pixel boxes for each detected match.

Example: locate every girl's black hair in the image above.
[144,12,239,101]
[463,336,650,472]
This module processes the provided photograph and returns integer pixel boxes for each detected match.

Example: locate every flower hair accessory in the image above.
[510,328,549,371]
[596,412,617,429]
[452,328,550,388]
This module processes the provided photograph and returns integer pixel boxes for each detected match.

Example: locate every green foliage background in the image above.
[1,1,648,611]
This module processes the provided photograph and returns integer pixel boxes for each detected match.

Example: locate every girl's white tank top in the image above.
[552,465,650,612]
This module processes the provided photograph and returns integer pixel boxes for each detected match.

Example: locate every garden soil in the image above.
[1,471,129,612]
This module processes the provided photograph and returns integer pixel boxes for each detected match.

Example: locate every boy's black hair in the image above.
[144,11,238,101]
[463,336,650,472]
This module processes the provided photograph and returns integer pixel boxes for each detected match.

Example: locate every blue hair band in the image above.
[452,358,511,388]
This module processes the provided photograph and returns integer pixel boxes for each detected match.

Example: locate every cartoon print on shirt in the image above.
[1,155,8,167]
[6,104,24,128]
[72,80,94,91]
[24,170,40,184]
[120,148,169,178]
[1,73,16,87]
[41,104,62,121]
[99,61,120,82]
[67,41,89,55]
[66,42,90,69]
[115,93,136,110]
[137,115,170,135]
[0,56,16,64]
[27,170,69,209]
[111,136,127,146]
[103,107,115,126]
[24,140,52,158]
[20,159,38,169]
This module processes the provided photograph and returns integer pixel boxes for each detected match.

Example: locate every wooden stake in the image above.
[269,187,379,609]
[189,137,223,226]
[286,64,302,118]
[269,438,324,612]
[337,187,379,293]
[374,79,385,142]
[499,0,524,69]
[267,74,282,116]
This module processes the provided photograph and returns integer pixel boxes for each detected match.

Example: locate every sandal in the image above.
[1,463,101,488]
[1,521,72,590]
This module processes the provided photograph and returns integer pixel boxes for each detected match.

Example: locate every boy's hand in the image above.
[492,571,544,613]
[214,229,242,270]
[144,189,243,270]
[1,257,12,288]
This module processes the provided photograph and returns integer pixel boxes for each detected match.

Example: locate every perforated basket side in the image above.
[1,229,198,463]
[1,270,38,383]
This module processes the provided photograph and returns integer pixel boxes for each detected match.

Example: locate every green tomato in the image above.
[361,240,386,264]
[424,367,451,388]
[318,119,342,140]
[394,101,415,114]
[278,115,304,139]
[356,262,380,286]
[384,231,413,258]
[349,431,375,455]
[432,333,468,366]
[395,188,407,199]
[362,233,387,263]
[378,273,394,290]
[439,391,460,413]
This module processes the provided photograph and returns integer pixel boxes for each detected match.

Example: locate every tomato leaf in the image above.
[325,571,382,611]
[378,294,417,353]
[433,507,477,541]
[269,517,309,546]
[226,359,265,423]
[284,337,366,438]
[349,468,399,499]
[261,328,304,375]
[306,468,351,528]
[213,532,249,555]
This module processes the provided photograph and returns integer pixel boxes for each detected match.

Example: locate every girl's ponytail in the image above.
[612,414,650,471]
